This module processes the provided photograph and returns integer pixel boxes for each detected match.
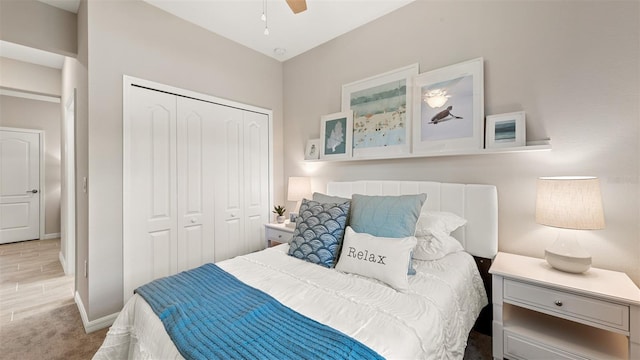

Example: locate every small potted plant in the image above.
[273,205,286,223]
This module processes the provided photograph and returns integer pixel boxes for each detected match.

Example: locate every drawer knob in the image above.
[278,235,282,238]
[554,300,563,307]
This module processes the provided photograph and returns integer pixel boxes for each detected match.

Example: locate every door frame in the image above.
[63,91,76,275]
[0,126,45,240]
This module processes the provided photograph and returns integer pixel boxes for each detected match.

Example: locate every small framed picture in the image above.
[485,111,526,148]
[289,212,298,223]
[320,111,353,160]
[304,139,320,160]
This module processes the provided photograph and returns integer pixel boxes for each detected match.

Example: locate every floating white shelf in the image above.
[305,140,551,163]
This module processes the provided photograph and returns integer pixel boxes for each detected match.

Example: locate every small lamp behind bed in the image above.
[535,176,606,273]
[287,176,311,214]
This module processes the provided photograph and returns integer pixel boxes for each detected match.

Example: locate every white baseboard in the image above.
[59,251,67,273]
[43,232,61,240]
[58,251,74,275]
[74,291,119,333]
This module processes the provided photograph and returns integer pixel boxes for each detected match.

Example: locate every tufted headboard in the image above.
[326,180,498,259]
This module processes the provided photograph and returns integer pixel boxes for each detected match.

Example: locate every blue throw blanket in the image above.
[135,263,383,360]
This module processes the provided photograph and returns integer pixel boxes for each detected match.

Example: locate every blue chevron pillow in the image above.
[288,199,350,268]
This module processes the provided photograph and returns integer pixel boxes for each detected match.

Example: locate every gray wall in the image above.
[0,0,76,57]
[70,0,89,312]
[84,0,284,319]
[1,0,77,282]
[283,1,640,284]
[0,57,62,96]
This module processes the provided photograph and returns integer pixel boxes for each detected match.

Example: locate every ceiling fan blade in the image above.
[286,0,307,14]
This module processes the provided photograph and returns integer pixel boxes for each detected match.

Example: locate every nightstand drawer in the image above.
[504,331,582,360]
[504,279,629,332]
[266,228,293,243]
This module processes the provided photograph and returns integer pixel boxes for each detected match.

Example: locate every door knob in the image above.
[26,189,38,194]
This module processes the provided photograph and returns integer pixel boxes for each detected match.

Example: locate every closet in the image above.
[123,79,270,300]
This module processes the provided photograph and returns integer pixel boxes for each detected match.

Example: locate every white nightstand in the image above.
[264,222,295,247]
[490,252,640,360]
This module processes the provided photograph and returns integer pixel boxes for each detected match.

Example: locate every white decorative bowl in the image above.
[545,249,591,273]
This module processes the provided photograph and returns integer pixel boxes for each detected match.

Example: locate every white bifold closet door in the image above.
[212,106,269,262]
[124,85,269,301]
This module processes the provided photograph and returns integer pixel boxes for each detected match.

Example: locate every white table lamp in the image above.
[535,176,605,273]
[287,176,311,213]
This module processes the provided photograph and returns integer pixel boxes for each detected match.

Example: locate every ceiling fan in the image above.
[285,0,307,14]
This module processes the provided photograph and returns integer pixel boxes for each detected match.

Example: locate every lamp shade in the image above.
[287,176,311,202]
[535,177,605,230]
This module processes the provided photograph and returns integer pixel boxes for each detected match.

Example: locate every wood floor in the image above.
[0,238,74,325]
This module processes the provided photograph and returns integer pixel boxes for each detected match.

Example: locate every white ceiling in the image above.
[142,0,415,61]
[1,0,414,68]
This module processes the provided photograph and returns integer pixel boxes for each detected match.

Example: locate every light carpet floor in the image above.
[0,303,108,360]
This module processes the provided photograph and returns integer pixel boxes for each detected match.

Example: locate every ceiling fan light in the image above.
[286,0,307,14]
[264,27,269,35]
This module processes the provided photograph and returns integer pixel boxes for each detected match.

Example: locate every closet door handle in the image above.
[26,189,38,194]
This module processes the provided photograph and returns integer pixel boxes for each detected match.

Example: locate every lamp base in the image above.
[544,235,591,273]
[545,250,591,273]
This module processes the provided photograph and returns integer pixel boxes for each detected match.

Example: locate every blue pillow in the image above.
[350,194,426,276]
[312,192,350,205]
[350,194,427,238]
[288,199,350,268]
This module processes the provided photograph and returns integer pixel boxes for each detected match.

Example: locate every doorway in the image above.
[0,90,75,276]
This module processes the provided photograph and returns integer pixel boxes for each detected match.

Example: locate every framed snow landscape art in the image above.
[412,58,484,154]
[341,64,418,159]
[320,111,353,160]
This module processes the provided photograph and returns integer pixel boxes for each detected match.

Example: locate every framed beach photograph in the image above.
[485,111,526,149]
[412,58,484,154]
[304,138,320,160]
[320,111,353,160]
[341,63,419,159]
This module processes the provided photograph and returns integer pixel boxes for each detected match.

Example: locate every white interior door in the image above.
[0,129,41,244]
[123,86,178,299]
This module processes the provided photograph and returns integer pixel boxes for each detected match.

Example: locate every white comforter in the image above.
[94,245,487,360]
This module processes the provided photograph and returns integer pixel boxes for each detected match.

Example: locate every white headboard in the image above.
[327,180,498,259]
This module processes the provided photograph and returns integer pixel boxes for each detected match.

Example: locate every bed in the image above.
[94,180,498,360]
